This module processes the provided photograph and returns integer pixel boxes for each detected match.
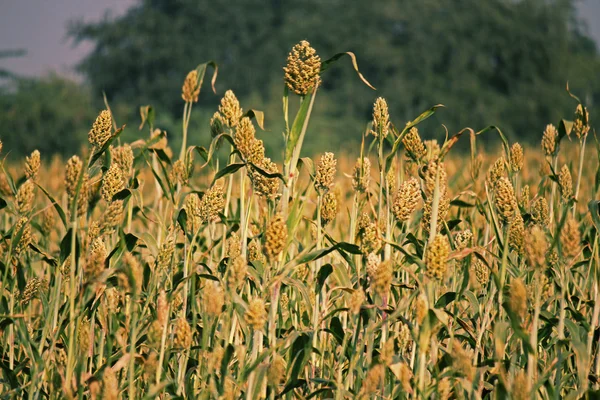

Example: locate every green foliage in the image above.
[0,75,95,158]
[66,0,600,154]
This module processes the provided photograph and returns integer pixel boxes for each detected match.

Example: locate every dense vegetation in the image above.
[0,39,599,399]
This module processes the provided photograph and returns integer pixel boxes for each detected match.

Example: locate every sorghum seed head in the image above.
[495,177,517,222]
[41,207,55,235]
[174,317,192,348]
[531,197,549,226]
[558,164,573,202]
[473,259,489,288]
[226,232,242,259]
[454,229,473,251]
[508,212,525,255]
[245,298,267,331]
[210,111,225,137]
[85,237,107,280]
[315,152,337,193]
[360,221,382,255]
[519,185,530,209]
[386,164,396,194]
[452,341,475,381]
[573,104,590,139]
[438,377,452,400]
[88,110,112,148]
[199,183,225,224]
[512,369,530,400]
[264,214,288,260]
[156,230,176,271]
[508,277,527,321]
[510,143,523,172]
[425,234,450,280]
[234,117,257,162]
[370,260,393,296]
[184,193,201,233]
[349,289,365,315]
[423,159,447,199]
[392,177,421,222]
[360,364,385,396]
[371,97,390,138]
[352,157,371,193]
[203,281,224,316]
[121,252,143,294]
[16,179,35,214]
[181,70,200,103]
[13,217,32,257]
[487,157,506,186]
[218,90,243,128]
[65,156,82,198]
[248,239,266,264]
[101,366,119,400]
[170,159,190,186]
[157,290,168,326]
[103,200,124,232]
[20,277,46,305]
[525,226,548,269]
[228,256,247,292]
[268,354,287,387]
[248,157,280,200]
[111,144,133,177]
[424,140,441,163]
[561,215,581,259]
[415,294,428,325]
[283,40,321,96]
[101,164,125,203]
[542,124,558,157]
[403,127,426,161]
[25,150,40,181]
[320,190,338,226]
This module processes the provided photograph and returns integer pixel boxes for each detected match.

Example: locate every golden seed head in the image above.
[283,40,321,96]
[228,256,247,292]
[542,124,558,156]
[268,354,287,387]
[454,229,473,251]
[86,237,107,280]
[181,70,200,103]
[512,369,530,400]
[101,366,119,400]
[0,173,11,197]
[509,143,523,172]
[349,289,365,315]
[88,110,112,148]
[41,207,55,235]
[77,316,91,355]
[219,90,244,128]
[370,260,393,296]
[103,200,124,232]
[121,252,143,294]
[105,287,121,313]
[174,317,192,348]
[315,152,337,193]
[508,277,528,321]
[558,164,573,202]
[111,144,133,177]
[248,157,280,200]
[386,164,397,194]
[156,230,176,271]
[371,97,390,138]
[415,294,428,325]
[392,177,421,222]
[421,191,450,237]
[452,341,475,381]
[508,212,525,255]
[397,362,413,394]
[16,179,35,214]
[320,190,338,226]
[360,221,382,255]
[402,127,426,161]
[248,239,266,264]
[495,177,517,222]
[203,281,224,316]
[199,183,225,224]
[352,157,371,193]
[524,225,548,269]
[65,156,82,198]
[423,159,447,199]
[424,140,441,163]
[366,252,379,277]
[169,159,191,186]
[20,277,46,305]
[519,184,530,209]
[264,214,288,260]
[487,157,506,186]
[25,150,40,181]
[473,259,489,288]
[360,364,385,395]
[425,234,450,280]
[561,215,581,259]
[531,197,549,226]
[210,111,225,137]
[245,298,267,331]
[101,164,125,203]
[573,104,590,139]
[379,338,395,366]
[157,290,168,326]
[234,117,257,162]
[438,377,452,400]
[184,193,201,233]
[226,232,242,259]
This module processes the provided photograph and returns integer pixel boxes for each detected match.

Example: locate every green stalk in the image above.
[573,135,587,217]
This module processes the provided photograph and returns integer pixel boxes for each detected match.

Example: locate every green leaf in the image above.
[212,163,245,184]
[0,197,5,210]
[589,200,600,232]
[316,264,333,293]
[320,52,375,90]
[296,242,361,265]
[328,317,344,346]
[285,91,314,164]
[89,124,126,167]
[435,292,457,309]
[194,61,219,95]
[248,162,287,184]
[243,109,265,130]
[138,105,155,130]
[59,228,80,265]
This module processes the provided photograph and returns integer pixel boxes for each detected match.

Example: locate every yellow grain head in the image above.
[245,298,267,331]
[203,281,225,316]
[359,221,382,255]
[542,124,557,157]
[219,90,244,128]
[283,40,321,96]
[508,212,525,255]
[103,199,124,233]
[519,184,530,210]
[360,364,385,396]
[524,225,547,269]
[16,179,35,214]
[495,177,517,222]
[101,366,119,400]
[315,152,337,193]
[267,354,287,387]
[402,127,426,161]
[561,215,581,260]
[101,164,125,203]
[531,197,549,226]
[263,213,288,260]
[88,109,112,148]
[352,157,371,193]
[111,144,133,177]
[454,229,473,251]
[392,177,421,222]
[181,69,200,103]
[184,192,201,234]
[573,104,590,139]
[558,164,573,202]
[349,289,365,315]
[320,190,338,226]
[370,97,390,139]
[508,277,527,321]
[415,294,428,325]
[509,143,523,172]
[25,150,40,181]
[425,234,450,280]
[227,256,247,292]
[174,317,192,348]
[487,157,506,186]
[248,157,280,200]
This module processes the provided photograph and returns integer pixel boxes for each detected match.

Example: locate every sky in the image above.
[0,0,599,79]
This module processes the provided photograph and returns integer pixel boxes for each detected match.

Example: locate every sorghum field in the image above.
[0,40,598,399]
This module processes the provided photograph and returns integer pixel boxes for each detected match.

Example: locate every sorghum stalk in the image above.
[528,271,542,388]
[573,135,587,217]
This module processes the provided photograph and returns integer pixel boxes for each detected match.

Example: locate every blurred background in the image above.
[1,0,599,160]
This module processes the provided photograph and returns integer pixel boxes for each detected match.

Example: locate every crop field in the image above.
[0,40,599,399]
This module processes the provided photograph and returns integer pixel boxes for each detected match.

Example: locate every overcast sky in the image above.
[1,0,599,79]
